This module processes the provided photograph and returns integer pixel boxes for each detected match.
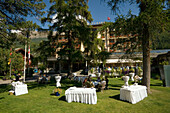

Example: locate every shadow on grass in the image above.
[108,87,120,90]
[0,84,11,93]
[150,83,162,86]
[109,94,131,104]
[0,77,82,94]
[50,93,66,101]
[109,94,120,101]
[27,82,48,90]
[0,97,5,100]
[58,96,66,101]
[109,84,123,88]
[50,93,55,96]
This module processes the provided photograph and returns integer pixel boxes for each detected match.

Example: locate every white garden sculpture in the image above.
[55,76,61,87]
[122,76,129,87]
[129,73,135,81]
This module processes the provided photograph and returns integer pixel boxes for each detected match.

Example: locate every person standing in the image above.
[15,73,20,81]
[105,76,109,89]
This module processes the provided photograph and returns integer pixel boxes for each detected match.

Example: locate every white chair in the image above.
[55,76,61,87]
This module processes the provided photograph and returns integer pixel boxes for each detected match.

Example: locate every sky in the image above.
[88,0,139,23]
[29,0,140,29]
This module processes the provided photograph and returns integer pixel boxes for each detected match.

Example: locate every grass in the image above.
[0,77,170,113]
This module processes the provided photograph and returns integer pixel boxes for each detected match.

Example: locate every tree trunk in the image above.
[67,30,73,77]
[140,1,151,94]
[142,24,151,94]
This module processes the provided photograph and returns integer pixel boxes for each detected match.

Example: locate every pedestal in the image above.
[122,76,129,86]
[55,76,61,87]
[129,73,135,81]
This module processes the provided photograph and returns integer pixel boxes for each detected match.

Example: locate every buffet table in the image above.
[65,87,97,104]
[11,81,28,96]
[120,85,147,104]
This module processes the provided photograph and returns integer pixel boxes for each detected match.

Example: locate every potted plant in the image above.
[90,68,94,74]
[138,67,143,77]
[53,88,62,96]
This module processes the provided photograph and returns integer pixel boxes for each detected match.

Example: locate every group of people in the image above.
[82,76,94,88]
[104,65,143,76]
[97,76,109,90]
[37,74,49,84]
[82,76,109,91]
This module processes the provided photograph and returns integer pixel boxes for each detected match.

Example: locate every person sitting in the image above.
[15,73,20,81]
[97,77,101,82]
[86,79,94,88]
[82,78,88,87]
[41,74,48,84]
[98,79,106,92]
[37,75,42,84]
[134,75,142,83]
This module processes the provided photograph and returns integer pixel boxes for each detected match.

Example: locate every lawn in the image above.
[0,77,170,113]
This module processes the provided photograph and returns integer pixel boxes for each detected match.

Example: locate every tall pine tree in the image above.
[0,0,46,48]
[42,0,93,76]
[103,0,169,93]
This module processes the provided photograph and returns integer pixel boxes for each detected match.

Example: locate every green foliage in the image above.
[129,68,135,72]
[97,51,111,66]
[159,61,169,65]
[42,0,93,75]
[90,68,94,73]
[0,0,46,48]
[138,67,143,76]
[117,67,122,74]
[38,64,46,72]
[152,31,170,49]
[102,0,169,93]
[0,48,23,76]
[26,68,34,77]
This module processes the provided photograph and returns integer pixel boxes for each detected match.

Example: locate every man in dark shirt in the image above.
[105,76,109,89]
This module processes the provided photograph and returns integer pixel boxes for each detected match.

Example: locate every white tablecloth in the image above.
[12,82,28,96]
[120,85,147,104]
[65,87,97,104]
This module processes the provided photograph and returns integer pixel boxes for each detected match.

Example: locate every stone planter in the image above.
[129,73,135,81]
[122,76,129,86]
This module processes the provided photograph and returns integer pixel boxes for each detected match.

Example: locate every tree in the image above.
[0,48,23,76]
[42,0,93,76]
[152,30,170,49]
[0,1,46,79]
[0,0,46,48]
[103,0,169,93]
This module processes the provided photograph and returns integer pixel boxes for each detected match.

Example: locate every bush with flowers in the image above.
[53,88,62,96]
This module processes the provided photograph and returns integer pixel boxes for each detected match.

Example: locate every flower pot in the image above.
[55,92,60,96]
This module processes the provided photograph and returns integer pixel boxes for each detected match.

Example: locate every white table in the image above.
[120,85,147,104]
[65,87,97,104]
[12,82,28,96]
